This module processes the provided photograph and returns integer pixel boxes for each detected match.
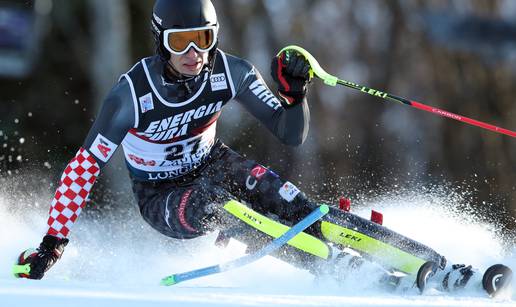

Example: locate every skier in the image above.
[15,0,479,292]
[16,0,315,280]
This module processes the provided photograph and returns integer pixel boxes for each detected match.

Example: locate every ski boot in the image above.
[416,261,476,294]
[329,248,365,279]
[328,247,408,292]
[442,264,476,291]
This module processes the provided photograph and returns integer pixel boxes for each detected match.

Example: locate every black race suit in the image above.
[46,49,313,240]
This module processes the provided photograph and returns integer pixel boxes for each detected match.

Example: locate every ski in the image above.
[160,204,329,286]
[481,264,512,297]
[207,198,512,299]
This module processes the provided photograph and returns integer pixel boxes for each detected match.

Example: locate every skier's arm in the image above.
[15,78,135,280]
[47,78,135,238]
[229,56,310,146]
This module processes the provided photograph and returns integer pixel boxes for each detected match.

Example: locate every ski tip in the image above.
[482,264,513,298]
[319,204,329,214]
[160,275,177,286]
[416,261,438,294]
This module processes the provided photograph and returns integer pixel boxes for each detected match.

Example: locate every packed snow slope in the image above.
[0,180,515,307]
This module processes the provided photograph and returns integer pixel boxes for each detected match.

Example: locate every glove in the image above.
[271,50,312,107]
[15,235,69,280]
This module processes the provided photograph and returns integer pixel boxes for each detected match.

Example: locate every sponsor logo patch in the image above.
[210,73,228,91]
[251,165,267,179]
[139,93,154,113]
[89,134,117,162]
[246,165,268,190]
[279,181,300,202]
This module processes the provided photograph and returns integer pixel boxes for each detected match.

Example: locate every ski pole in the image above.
[160,204,329,286]
[278,45,516,138]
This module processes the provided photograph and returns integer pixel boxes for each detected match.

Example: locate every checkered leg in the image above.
[47,148,100,238]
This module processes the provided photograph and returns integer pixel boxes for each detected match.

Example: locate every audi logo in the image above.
[211,76,226,82]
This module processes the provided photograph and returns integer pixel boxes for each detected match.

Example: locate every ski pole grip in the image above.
[277,45,339,86]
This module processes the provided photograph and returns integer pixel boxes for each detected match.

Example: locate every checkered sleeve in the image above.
[46,148,101,238]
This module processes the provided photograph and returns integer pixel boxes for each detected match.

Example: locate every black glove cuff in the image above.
[40,235,69,256]
[278,89,306,108]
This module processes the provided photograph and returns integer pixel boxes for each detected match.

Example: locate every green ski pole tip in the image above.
[319,204,329,214]
[160,275,177,286]
[12,264,31,276]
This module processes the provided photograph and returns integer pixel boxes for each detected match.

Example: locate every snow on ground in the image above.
[0,179,515,307]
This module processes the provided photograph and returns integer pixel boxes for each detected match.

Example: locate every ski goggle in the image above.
[163,26,218,55]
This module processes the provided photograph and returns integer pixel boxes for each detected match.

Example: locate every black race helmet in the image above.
[151,0,219,76]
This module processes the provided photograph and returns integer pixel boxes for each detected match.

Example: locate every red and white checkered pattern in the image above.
[47,148,100,238]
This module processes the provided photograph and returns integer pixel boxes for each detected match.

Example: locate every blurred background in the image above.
[0,0,514,235]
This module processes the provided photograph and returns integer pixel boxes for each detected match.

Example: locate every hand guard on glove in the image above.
[15,235,69,280]
[271,50,312,108]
